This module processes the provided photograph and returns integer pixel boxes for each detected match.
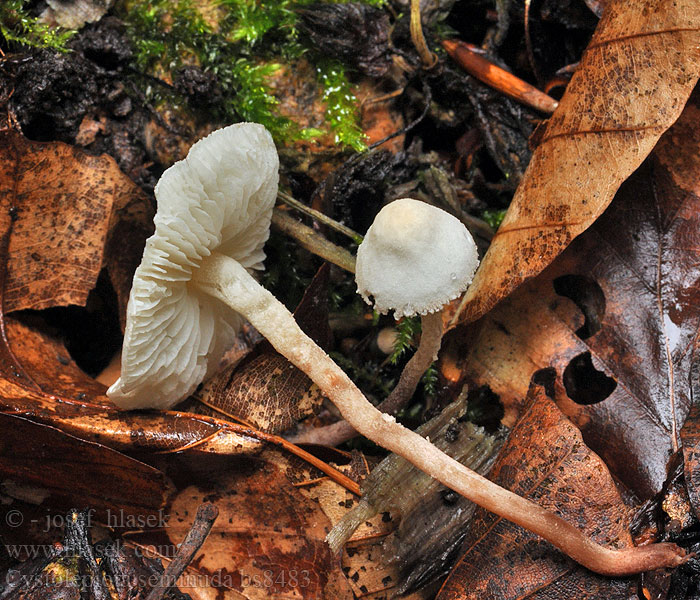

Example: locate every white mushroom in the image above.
[108,124,684,576]
[108,123,278,409]
[356,198,478,415]
[356,198,479,319]
[293,198,478,446]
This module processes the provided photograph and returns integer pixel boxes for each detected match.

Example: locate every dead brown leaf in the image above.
[6,314,109,401]
[0,131,153,321]
[449,0,700,327]
[129,455,354,600]
[452,88,700,499]
[0,412,172,522]
[437,379,637,600]
[681,404,700,520]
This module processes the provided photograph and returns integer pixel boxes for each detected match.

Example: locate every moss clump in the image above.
[0,0,75,51]
[482,208,507,230]
[390,316,420,365]
[119,0,376,148]
[317,58,367,152]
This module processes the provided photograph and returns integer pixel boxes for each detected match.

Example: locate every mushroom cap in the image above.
[107,123,279,409]
[355,198,479,319]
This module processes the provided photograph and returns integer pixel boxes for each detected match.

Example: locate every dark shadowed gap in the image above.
[563,351,617,405]
[553,274,606,339]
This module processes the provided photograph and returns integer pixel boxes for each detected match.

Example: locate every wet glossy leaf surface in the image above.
[437,382,637,600]
[454,91,700,498]
[0,412,172,521]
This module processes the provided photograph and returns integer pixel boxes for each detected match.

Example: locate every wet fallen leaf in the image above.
[197,265,331,433]
[454,89,700,498]
[0,412,172,521]
[437,379,637,600]
[449,0,700,327]
[0,131,153,322]
[681,404,700,520]
[0,136,350,488]
[6,314,108,401]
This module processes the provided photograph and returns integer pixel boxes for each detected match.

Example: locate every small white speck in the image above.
[381,413,395,423]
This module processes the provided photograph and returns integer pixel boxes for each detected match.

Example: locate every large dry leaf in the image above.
[0,131,153,321]
[0,412,172,522]
[454,90,700,499]
[437,381,637,600]
[449,0,700,327]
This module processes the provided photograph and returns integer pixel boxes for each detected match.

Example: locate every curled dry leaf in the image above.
[197,264,332,434]
[0,412,172,522]
[6,315,108,401]
[437,380,638,600]
[452,89,700,499]
[0,131,153,324]
[448,0,700,328]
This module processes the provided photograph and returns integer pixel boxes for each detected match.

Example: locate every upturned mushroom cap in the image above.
[355,198,478,319]
[107,123,279,409]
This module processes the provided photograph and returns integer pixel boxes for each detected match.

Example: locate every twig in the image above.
[410,0,438,68]
[271,209,357,274]
[145,503,219,600]
[277,191,363,245]
[443,39,558,114]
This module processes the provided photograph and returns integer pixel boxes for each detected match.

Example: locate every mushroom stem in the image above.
[382,311,444,414]
[291,311,444,446]
[193,252,685,576]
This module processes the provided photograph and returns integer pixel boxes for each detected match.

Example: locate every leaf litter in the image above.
[1,0,700,597]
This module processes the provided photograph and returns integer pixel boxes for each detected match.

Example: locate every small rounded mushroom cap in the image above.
[107,123,279,410]
[356,198,478,319]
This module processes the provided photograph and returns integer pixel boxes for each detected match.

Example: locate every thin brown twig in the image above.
[145,503,219,600]
[277,190,363,244]
[410,0,438,68]
[272,208,357,274]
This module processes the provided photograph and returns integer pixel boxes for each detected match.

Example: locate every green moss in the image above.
[119,0,376,148]
[390,316,437,398]
[421,362,438,397]
[0,0,75,51]
[317,58,367,152]
[390,316,420,365]
[481,208,507,230]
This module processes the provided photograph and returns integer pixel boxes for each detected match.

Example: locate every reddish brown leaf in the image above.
[0,412,172,522]
[0,131,152,318]
[6,315,108,402]
[198,353,325,433]
[437,381,637,600]
[449,0,700,328]
[455,90,700,498]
